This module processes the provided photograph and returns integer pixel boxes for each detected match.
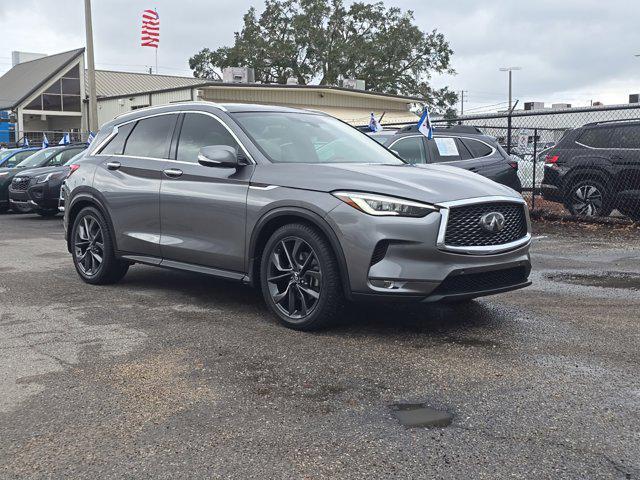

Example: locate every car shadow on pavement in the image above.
[120,265,501,336]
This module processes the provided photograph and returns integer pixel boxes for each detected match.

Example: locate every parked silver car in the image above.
[62,103,532,330]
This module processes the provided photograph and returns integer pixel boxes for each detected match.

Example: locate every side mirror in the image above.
[198,145,247,168]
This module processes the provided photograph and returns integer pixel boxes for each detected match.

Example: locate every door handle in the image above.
[163,168,183,178]
[106,161,121,170]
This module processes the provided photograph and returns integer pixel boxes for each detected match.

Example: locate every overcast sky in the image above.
[1,0,639,113]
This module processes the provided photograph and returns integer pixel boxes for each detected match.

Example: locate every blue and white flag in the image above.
[369,112,382,133]
[59,133,70,145]
[87,131,96,145]
[42,134,49,149]
[417,107,434,140]
[22,137,30,147]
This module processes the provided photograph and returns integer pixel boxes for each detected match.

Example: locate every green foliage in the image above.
[189,0,458,111]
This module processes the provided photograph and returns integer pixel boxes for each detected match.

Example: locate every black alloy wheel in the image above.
[74,214,105,277]
[260,223,343,330]
[71,206,129,284]
[267,236,322,320]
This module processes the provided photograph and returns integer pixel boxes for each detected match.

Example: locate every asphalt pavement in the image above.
[1,213,639,479]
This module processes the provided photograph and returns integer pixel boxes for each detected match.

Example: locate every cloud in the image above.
[1,0,638,109]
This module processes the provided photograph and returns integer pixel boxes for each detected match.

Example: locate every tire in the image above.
[564,178,612,217]
[37,209,59,218]
[71,206,129,285]
[260,223,344,331]
[619,206,640,222]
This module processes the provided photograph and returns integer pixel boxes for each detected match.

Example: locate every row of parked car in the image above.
[0,144,87,216]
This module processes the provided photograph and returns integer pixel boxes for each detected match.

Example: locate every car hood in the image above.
[250,163,520,204]
[16,165,68,178]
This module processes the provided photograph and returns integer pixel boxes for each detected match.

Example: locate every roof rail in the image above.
[398,124,484,135]
[583,117,640,127]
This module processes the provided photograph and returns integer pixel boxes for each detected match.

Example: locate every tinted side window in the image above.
[390,137,426,164]
[176,113,239,162]
[427,137,464,162]
[610,126,640,149]
[578,127,614,148]
[123,114,177,159]
[461,138,493,158]
[100,123,135,155]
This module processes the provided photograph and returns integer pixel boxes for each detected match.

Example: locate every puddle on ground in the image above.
[391,403,453,428]
[547,272,640,290]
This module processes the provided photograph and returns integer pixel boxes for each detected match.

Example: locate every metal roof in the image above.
[0,48,84,110]
[94,70,208,98]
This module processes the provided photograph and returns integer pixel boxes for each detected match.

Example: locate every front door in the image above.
[159,112,253,272]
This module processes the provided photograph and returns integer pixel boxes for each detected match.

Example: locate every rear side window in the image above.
[427,137,467,162]
[390,137,426,164]
[609,126,640,149]
[100,123,135,156]
[176,113,238,162]
[461,138,493,158]
[123,114,177,159]
[578,127,614,148]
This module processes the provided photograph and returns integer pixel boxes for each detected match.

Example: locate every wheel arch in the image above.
[247,207,352,300]
[562,166,614,194]
[66,190,117,254]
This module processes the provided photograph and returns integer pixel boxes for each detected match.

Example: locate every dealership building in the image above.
[0,48,422,144]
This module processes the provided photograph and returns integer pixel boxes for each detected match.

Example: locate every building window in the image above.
[23,64,81,112]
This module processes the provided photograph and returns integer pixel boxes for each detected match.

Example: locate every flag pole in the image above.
[155,47,158,75]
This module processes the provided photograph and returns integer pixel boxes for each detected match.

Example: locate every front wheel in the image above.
[564,179,612,217]
[260,223,344,331]
[71,206,129,285]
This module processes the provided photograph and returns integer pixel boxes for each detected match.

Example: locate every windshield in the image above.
[15,147,63,169]
[64,150,87,165]
[0,149,16,163]
[232,112,405,165]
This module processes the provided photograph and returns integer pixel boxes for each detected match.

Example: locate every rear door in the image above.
[93,113,178,258]
[158,111,254,272]
[608,125,640,197]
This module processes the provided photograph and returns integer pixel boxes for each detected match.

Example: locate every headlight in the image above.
[333,191,437,217]
[35,172,64,184]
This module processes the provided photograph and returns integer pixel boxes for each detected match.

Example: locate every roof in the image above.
[201,82,425,103]
[0,48,84,110]
[94,70,209,98]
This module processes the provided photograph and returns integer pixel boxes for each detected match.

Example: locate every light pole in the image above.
[499,67,521,154]
[84,0,98,134]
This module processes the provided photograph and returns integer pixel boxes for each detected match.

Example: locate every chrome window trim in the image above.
[574,140,640,151]
[113,101,227,120]
[93,110,255,165]
[435,195,531,255]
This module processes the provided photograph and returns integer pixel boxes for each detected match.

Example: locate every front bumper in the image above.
[326,197,532,302]
[26,180,63,210]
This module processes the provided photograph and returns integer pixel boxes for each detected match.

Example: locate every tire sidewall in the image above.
[260,224,340,329]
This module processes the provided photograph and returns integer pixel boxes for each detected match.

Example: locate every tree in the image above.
[189,0,457,111]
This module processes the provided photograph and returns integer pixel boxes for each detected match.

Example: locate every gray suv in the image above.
[62,103,532,330]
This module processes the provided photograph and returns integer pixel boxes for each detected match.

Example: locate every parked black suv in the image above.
[7,144,86,214]
[541,120,640,220]
[369,125,522,192]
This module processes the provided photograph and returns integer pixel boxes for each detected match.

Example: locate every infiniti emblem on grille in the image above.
[479,212,505,233]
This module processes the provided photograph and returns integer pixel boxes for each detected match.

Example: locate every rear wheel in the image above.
[260,223,344,331]
[565,179,612,217]
[71,206,129,285]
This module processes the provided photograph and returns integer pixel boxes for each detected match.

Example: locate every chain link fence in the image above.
[380,104,640,223]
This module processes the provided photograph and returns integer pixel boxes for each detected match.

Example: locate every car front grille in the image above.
[444,201,528,248]
[10,177,30,191]
[432,266,530,296]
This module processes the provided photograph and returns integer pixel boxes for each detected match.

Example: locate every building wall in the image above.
[97,88,195,127]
